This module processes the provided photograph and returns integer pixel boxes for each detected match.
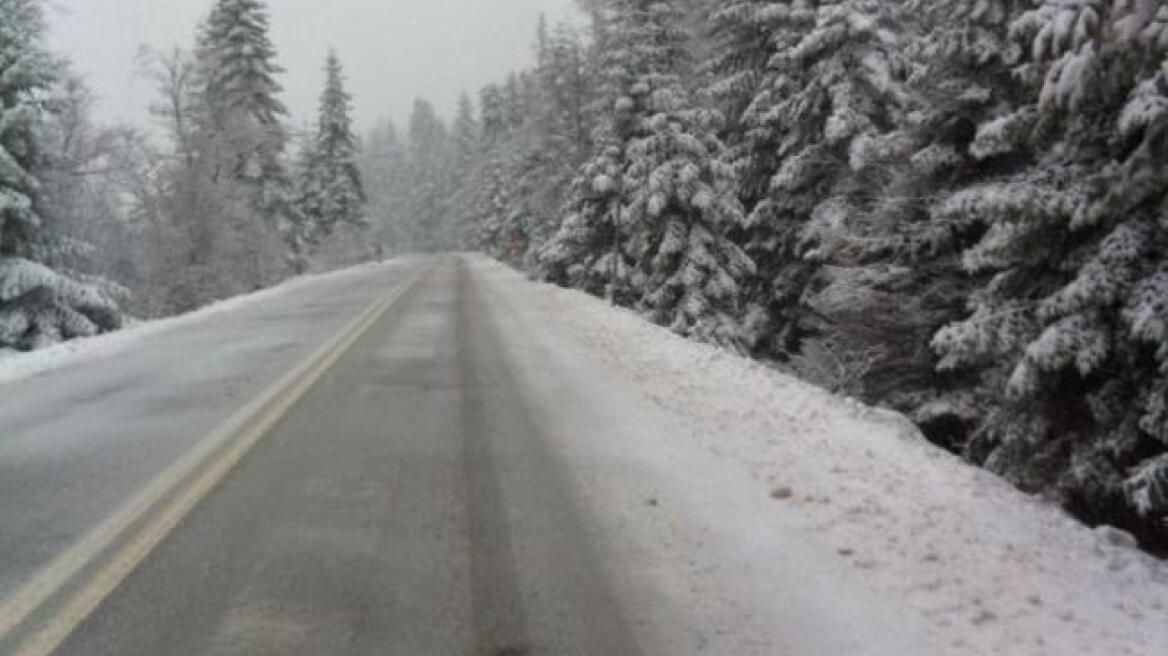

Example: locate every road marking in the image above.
[0,264,430,656]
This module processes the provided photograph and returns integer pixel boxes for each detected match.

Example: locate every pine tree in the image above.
[403,99,451,252]
[469,84,521,258]
[796,0,1032,432]
[1,0,54,261]
[312,50,365,231]
[195,0,290,217]
[472,19,596,266]
[931,0,1168,539]
[725,1,908,357]
[359,118,409,254]
[459,74,541,259]
[0,0,124,350]
[524,22,596,259]
[285,127,317,271]
[702,1,805,355]
[449,91,482,248]
[703,1,780,144]
[541,0,755,350]
[291,50,367,270]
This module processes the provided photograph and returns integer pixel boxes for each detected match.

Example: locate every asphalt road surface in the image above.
[0,260,416,601]
[8,258,644,656]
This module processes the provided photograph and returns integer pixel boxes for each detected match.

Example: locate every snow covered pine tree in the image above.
[189,0,292,292]
[703,0,808,356]
[290,50,368,270]
[519,20,596,262]
[196,0,290,216]
[358,118,410,254]
[401,99,452,253]
[932,0,1168,544]
[541,0,755,350]
[793,0,1031,433]
[0,0,124,351]
[447,91,483,250]
[750,2,908,367]
[467,84,520,258]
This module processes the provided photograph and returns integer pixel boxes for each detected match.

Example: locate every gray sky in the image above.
[45,0,580,134]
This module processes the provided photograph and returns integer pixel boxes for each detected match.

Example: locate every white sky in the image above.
[45,0,580,134]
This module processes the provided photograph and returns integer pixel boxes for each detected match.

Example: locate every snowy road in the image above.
[0,260,418,599]
[1,255,1166,656]
[29,258,645,656]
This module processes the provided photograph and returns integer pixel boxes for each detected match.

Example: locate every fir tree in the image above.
[195,0,290,217]
[524,21,596,260]
[541,0,755,349]
[469,84,522,258]
[403,99,451,252]
[1,0,56,263]
[291,50,367,269]
[359,118,409,254]
[0,0,124,350]
[703,1,781,144]
[799,0,1032,437]
[449,91,482,248]
[702,0,804,354]
[932,0,1168,539]
[285,127,317,271]
[736,0,908,356]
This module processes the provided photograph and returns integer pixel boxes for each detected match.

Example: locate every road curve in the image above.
[41,257,643,656]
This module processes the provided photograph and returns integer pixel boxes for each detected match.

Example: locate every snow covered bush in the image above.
[0,259,124,349]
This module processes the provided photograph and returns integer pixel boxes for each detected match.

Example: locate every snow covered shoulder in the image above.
[0,260,407,387]
[473,257,1168,656]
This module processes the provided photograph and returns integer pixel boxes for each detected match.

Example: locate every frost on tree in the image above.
[402,99,451,253]
[0,0,124,350]
[525,21,596,258]
[465,19,596,265]
[540,144,631,300]
[447,92,482,249]
[541,0,755,351]
[358,118,410,254]
[468,85,516,256]
[707,1,908,357]
[703,0,797,207]
[933,0,1168,534]
[467,82,541,262]
[290,50,368,271]
[799,0,1032,441]
[195,0,290,218]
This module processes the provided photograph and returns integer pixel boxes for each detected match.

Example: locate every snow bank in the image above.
[476,257,1168,656]
[0,260,405,388]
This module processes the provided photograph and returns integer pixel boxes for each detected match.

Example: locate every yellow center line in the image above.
[0,263,431,656]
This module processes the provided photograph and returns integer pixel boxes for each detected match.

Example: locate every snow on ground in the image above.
[0,260,408,388]
[473,256,1168,656]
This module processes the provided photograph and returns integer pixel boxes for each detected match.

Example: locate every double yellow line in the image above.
[0,264,429,656]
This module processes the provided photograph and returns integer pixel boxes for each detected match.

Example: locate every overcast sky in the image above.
[45,0,580,134]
